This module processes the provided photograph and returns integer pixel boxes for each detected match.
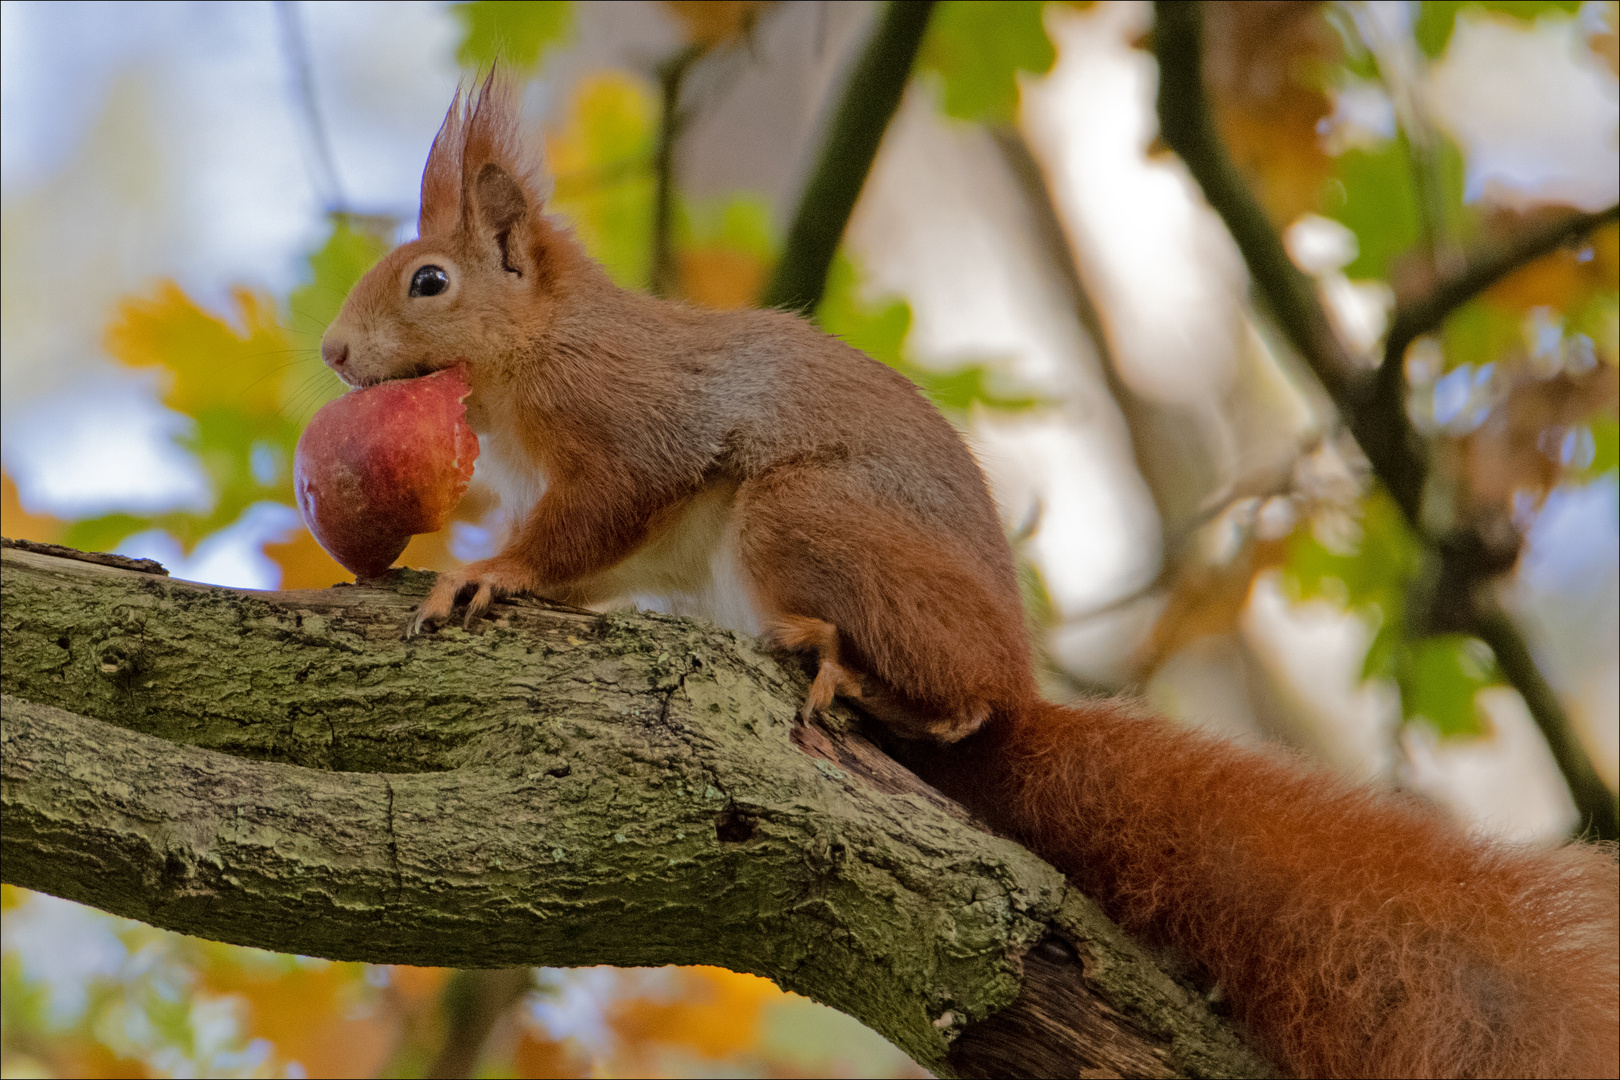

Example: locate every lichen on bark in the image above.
[2,541,1269,1078]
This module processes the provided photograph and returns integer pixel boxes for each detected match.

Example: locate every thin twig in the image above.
[762,0,937,315]
[1151,0,1618,840]
[1385,203,1620,362]
[274,0,347,213]
[649,44,704,298]
[1372,202,1619,466]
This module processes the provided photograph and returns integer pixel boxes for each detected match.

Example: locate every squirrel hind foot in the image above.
[764,615,991,741]
[764,616,863,721]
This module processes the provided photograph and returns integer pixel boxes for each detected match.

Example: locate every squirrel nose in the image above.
[321,337,350,370]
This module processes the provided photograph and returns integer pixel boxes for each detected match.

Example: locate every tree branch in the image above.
[1380,203,1620,397]
[1150,1,1618,840]
[0,542,1269,1080]
[762,0,937,315]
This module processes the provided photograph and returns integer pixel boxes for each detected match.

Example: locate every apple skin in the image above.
[294,364,479,579]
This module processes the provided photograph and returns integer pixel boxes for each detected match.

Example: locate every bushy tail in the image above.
[957,699,1619,1078]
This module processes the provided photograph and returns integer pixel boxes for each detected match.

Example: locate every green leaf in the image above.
[917,0,1055,124]
[907,365,1044,413]
[1019,557,1055,627]
[1399,634,1498,737]
[454,0,574,72]
[1283,489,1423,607]
[1440,299,1522,372]
[816,255,912,367]
[286,215,393,348]
[815,254,1043,414]
[1413,1,1582,59]
[1322,5,1380,80]
[1324,135,1466,281]
[678,195,777,262]
[59,514,150,558]
[1281,489,1425,682]
[1577,416,1619,480]
[284,214,394,415]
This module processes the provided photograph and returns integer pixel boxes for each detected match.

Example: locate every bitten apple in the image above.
[293,363,479,579]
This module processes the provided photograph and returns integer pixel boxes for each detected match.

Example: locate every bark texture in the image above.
[1,540,1270,1078]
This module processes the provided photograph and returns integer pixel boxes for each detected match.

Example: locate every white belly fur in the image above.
[595,480,766,637]
[478,429,764,635]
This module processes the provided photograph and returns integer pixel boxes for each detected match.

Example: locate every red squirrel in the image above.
[319,78,1619,1079]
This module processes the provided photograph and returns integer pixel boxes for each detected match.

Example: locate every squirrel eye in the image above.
[409,265,449,298]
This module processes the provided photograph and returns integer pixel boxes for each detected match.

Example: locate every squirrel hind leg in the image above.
[765,615,989,740]
[736,466,1031,744]
[766,615,864,721]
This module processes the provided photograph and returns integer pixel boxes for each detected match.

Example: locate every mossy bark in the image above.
[1,541,1271,1078]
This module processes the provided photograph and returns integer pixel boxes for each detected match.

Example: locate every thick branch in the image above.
[0,543,1268,1079]
[1150,1,1618,841]
[762,0,936,314]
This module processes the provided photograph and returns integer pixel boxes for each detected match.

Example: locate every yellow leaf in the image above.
[105,282,292,419]
[545,74,658,288]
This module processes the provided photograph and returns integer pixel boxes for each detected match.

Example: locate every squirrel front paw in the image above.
[408,558,538,635]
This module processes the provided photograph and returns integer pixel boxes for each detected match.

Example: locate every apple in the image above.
[293,363,479,579]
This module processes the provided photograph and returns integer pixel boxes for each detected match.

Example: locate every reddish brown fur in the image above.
[920,702,1620,1078]
[322,78,1620,1077]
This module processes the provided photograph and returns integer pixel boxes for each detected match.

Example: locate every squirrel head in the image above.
[321,72,559,391]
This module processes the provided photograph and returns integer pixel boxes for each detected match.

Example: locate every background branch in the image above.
[649,44,704,298]
[425,969,535,1080]
[1150,0,1618,840]
[762,0,937,314]
[0,541,1269,1080]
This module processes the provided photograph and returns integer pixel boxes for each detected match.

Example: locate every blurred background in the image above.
[1,0,1615,1076]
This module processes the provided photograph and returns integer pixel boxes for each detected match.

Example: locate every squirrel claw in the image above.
[462,583,494,630]
[407,571,469,637]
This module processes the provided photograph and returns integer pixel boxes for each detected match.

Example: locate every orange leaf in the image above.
[607,967,780,1062]
[1203,1,1338,225]
[662,1,772,48]
[1136,537,1291,677]
[264,525,353,589]
[48,1040,153,1080]
[199,961,392,1079]
[1484,220,1619,313]
[387,965,456,1007]
[1,471,63,543]
[1458,365,1619,518]
[679,246,768,310]
[511,1024,589,1079]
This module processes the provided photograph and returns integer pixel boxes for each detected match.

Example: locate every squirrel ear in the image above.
[472,162,529,276]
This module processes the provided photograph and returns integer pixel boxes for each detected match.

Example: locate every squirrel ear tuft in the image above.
[419,87,465,238]
[418,67,547,242]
